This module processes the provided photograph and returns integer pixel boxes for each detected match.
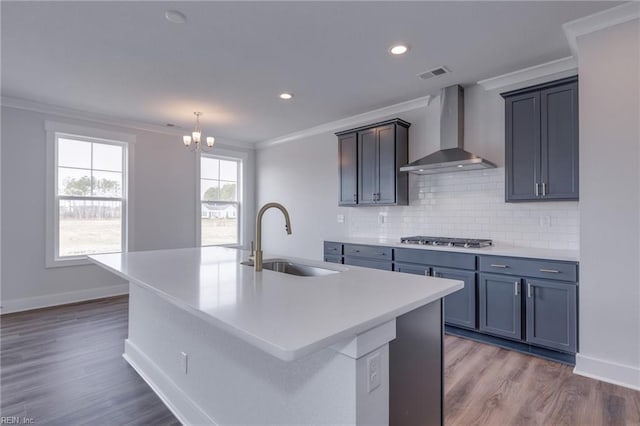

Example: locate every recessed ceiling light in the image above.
[457,164,464,168]
[165,10,187,24]
[279,93,293,100]
[389,44,409,55]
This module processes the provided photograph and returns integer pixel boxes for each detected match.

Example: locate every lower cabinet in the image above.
[479,273,522,340]
[396,263,476,330]
[324,242,579,360]
[434,267,476,330]
[526,278,577,353]
[479,273,577,353]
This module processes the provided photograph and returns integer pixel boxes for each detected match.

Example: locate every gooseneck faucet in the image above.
[255,202,292,271]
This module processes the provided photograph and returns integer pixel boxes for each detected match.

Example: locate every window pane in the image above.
[219,160,237,182]
[218,181,237,201]
[58,167,92,196]
[201,157,220,180]
[59,200,122,256]
[92,170,122,197]
[201,203,238,245]
[93,143,123,172]
[201,179,220,201]
[58,138,91,169]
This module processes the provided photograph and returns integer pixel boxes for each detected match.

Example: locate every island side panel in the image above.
[125,283,367,425]
[389,300,444,426]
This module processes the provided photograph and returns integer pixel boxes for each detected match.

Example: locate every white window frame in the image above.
[196,149,246,248]
[45,121,135,268]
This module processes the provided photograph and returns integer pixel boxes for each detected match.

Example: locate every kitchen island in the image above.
[90,246,462,425]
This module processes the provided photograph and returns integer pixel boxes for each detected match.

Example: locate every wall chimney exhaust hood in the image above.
[400,85,496,175]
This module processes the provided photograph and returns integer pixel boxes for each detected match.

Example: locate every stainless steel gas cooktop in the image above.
[400,236,493,249]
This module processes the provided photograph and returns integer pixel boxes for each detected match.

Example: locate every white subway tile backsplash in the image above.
[348,168,579,250]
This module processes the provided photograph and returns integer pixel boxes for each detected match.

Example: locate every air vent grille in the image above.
[417,66,451,80]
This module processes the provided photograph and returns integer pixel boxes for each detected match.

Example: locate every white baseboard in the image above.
[0,284,129,314]
[574,353,640,391]
[123,339,217,426]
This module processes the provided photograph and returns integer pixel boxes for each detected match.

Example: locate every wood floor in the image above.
[2,296,639,425]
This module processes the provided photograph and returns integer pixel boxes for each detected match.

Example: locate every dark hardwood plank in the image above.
[1,296,180,425]
[2,297,639,425]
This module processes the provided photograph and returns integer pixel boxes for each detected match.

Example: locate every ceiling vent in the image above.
[417,66,451,80]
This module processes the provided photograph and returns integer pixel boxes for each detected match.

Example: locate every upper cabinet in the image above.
[502,76,579,202]
[336,118,410,206]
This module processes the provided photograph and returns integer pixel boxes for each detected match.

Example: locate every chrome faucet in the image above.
[254,202,292,271]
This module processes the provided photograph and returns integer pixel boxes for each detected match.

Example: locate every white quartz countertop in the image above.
[329,237,579,262]
[89,247,462,362]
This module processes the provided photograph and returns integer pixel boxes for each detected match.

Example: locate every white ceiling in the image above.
[1,1,618,144]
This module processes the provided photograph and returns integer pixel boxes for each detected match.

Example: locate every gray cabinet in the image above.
[503,76,578,202]
[395,249,477,330]
[479,273,522,340]
[526,278,577,353]
[343,243,393,271]
[336,119,409,206]
[479,255,578,353]
[338,133,358,206]
[433,267,476,330]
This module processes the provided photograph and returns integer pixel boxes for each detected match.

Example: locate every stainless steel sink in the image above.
[241,258,340,277]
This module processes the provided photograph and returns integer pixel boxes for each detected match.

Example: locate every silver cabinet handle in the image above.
[535,183,540,197]
[539,268,560,273]
[542,182,547,197]
[490,264,508,268]
[514,281,520,296]
[527,282,533,298]
[377,252,386,256]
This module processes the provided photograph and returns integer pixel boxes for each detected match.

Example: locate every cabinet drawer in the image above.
[344,257,392,271]
[395,248,476,270]
[479,256,577,282]
[324,241,343,255]
[343,244,392,261]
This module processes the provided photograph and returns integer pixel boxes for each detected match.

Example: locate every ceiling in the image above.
[1,1,617,144]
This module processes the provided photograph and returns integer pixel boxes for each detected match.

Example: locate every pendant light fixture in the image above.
[183,112,215,151]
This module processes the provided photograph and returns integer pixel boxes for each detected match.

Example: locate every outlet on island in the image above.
[367,351,381,392]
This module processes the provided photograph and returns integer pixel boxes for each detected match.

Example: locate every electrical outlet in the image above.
[180,351,188,374]
[337,214,345,223]
[367,351,381,392]
[378,212,387,225]
[539,216,551,227]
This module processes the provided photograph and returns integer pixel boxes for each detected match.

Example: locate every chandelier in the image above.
[183,112,215,151]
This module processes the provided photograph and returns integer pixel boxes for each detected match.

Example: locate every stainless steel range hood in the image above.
[400,85,496,175]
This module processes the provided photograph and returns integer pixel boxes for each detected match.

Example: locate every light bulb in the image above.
[183,135,192,147]
[206,136,215,147]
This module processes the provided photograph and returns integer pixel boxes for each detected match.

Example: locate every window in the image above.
[200,154,242,246]
[46,122,133,267]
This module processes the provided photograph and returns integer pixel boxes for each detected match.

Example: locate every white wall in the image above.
[574,19,640,390]
[256,85,580,261]
[0,105,255,312]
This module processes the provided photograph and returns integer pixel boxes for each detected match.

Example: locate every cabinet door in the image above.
[434,267,476,330]
[479,273,522,340]
[338,133,358,205]
[377,124,396,204]
[505,92,541,202]
[358,128,378,205]
[541,82,579,200]
[525,279,577,353]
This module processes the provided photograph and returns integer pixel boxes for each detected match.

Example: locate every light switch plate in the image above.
[337,214,345,223]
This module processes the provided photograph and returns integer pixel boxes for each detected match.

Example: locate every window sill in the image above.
[46,254,120,269]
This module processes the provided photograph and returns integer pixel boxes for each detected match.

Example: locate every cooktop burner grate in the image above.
[400,236,493,249]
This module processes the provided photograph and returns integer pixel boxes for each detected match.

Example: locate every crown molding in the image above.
[1,96,254,150]
[477,57,577,91]
[564,2,640,59]
[256,95,431,149]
